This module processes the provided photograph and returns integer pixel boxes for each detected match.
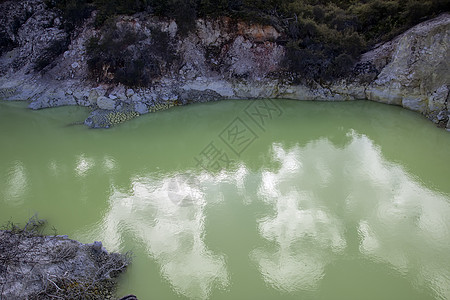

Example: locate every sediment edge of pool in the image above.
[0,1,448,130]
[0,226,136,300]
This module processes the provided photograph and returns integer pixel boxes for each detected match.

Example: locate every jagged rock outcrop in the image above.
[358,15,450,124]
[0,230,130,299]
[0,0,448,129]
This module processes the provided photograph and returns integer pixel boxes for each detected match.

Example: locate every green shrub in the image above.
[283,46,323,80]
[86,25,143,85]
[324,53,355,79]
[312,6,325,21]
[166,0,197,36]
[93,0,148,26]
[45,0,93,30]
[402,1,433,23]
[86,23,176,87]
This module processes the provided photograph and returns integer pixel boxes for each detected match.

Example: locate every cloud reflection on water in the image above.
[252,131,450,299]
[89,130,449,300]
[93,173,230,300]
[252,143,347,292]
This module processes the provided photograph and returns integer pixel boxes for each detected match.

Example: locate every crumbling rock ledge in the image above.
[0,230,131,299]
[0,0,448,130]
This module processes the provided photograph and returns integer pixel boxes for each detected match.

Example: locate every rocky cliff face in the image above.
[0,0,448,129]
[360,15,450,125]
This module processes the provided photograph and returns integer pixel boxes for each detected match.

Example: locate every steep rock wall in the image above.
[362,15,449,121]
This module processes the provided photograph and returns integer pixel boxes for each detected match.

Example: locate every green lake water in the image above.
[1,99,449,300]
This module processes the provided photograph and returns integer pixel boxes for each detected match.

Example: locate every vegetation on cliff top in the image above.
[48,0,449,85]
[85,24,176,87]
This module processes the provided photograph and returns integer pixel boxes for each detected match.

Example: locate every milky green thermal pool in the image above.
[0,100,449,300]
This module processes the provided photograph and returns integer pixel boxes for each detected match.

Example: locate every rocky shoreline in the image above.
[0,217,131,299]
[0,0,448,130]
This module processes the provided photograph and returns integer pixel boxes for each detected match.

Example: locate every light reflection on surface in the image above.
[252,144,347,292]
[252,131,450,299]
[75,154,95,177]
[102,155,117,173]
[90,173,230,300]
[4,161,27,205]
[82,131,449,299]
